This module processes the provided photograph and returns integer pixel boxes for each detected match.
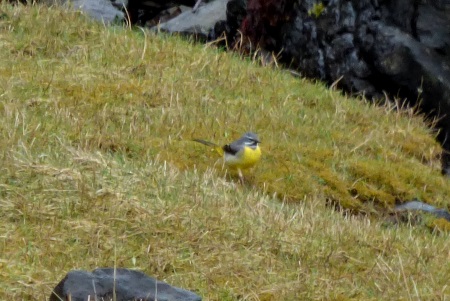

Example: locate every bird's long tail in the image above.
[192,139,224,156]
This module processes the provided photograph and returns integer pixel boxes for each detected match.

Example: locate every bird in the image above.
[193,132,261,182]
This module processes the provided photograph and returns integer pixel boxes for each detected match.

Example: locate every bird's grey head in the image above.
[243,132,260,145]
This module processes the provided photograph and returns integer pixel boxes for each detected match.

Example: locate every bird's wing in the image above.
[223,139,244,155]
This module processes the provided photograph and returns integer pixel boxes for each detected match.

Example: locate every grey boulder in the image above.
[43,0,125,23]
[50,268,202,301]
[154,0,230,40]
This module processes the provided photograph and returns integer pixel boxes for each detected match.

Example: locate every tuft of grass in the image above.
[1,3,450,300]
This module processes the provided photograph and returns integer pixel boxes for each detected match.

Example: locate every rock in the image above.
[126,0,182,26]
[72,0,125,22]
[144,6,191,28]
[50,268,202,301]
[418,3,450,55]
[126,0,212,26]
[153,0,230,41]
[210,0,246,42]
[395,200,450,221]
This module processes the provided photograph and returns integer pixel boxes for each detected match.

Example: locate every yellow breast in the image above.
[224,145,261,170]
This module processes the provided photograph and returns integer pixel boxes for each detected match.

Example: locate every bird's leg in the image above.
[238,168,244,184]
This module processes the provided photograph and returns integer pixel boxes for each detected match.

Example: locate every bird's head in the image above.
[243,132,260,146]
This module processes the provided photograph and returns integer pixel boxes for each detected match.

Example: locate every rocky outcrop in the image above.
[214,0,450,174]
[50,268,202,301]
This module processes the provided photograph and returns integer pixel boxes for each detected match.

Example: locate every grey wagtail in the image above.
[193,132,261,182]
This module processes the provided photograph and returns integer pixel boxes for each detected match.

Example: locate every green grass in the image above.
[1,3,450,300]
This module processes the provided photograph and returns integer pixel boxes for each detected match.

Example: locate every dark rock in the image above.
[209,0,246,42]
[145,6,190,28]
[418,3,450,55]
[50,268,202,301]
[126,0,214,26]
[379,0,418,34]
[126,0,168,25]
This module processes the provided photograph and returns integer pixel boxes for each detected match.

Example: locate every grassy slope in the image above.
[1,3,450,300]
